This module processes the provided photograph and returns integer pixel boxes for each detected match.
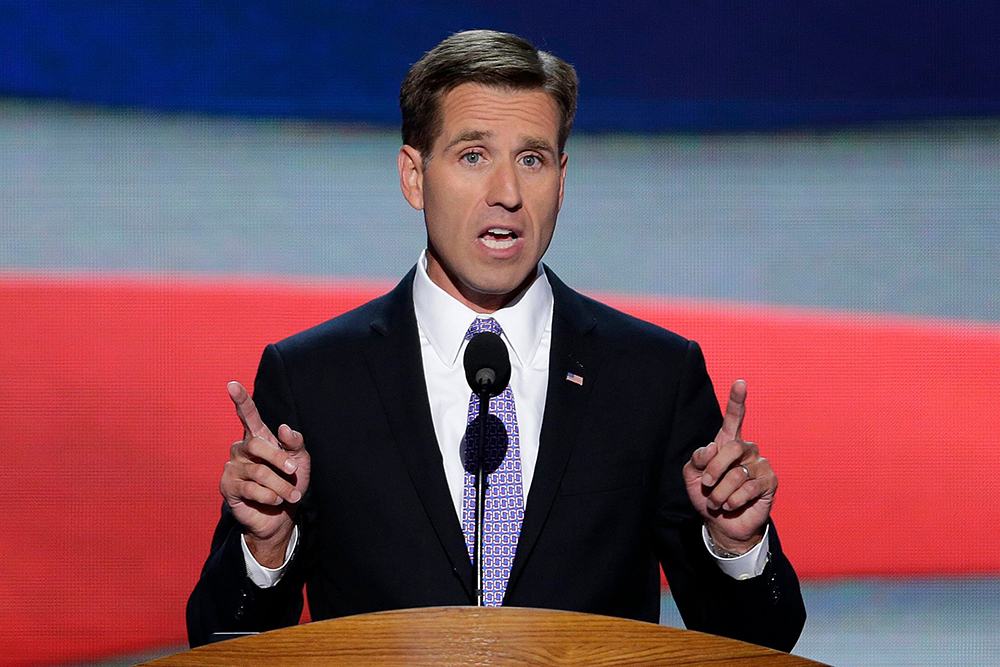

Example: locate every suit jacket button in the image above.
[234,589,249,619]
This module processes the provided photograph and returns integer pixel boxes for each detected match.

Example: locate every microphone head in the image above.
[463,331,511,398]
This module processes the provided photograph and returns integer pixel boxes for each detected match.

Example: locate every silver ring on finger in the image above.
[739,464,751,480]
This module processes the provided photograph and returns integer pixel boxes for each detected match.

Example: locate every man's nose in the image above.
[485,159,522,211]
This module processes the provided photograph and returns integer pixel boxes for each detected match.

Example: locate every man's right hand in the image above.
[220,381,310,568]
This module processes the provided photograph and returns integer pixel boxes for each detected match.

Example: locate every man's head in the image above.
[398,31,579,313]
[400,30,578,161]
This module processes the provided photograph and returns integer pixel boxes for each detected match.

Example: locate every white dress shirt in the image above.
[412,251,552,516]
[243,251,767,585]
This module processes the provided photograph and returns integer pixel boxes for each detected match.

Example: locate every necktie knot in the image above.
[465,317,504,340]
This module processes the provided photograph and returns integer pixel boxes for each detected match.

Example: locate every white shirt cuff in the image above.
[241,524,299,588]
[701,523,770,580]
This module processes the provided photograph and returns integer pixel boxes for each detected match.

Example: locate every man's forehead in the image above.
[435,84,560,146]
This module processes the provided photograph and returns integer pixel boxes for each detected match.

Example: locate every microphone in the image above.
[463,331,511,398]
[462,329,511,607]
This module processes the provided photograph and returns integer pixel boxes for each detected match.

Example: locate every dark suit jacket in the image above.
[187,267,806,650]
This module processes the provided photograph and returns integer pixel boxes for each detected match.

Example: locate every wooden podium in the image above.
[143,607,826,666]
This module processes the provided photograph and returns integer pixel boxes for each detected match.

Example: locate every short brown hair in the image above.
[400,30,579,158]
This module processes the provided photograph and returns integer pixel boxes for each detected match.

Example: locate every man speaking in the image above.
[187,30,806,651]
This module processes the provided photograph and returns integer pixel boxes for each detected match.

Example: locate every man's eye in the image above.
[463,153,481,164]
[521,155,540,167]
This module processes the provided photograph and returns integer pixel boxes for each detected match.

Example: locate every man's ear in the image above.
[398,145,425,210]
[557,152,568,212]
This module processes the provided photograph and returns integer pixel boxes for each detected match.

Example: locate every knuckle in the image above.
[242,481,260,501]
[729,494,749,511]
[244,483,264,503]
[246,436,264,455]
[222,463,238,487]
[248,463,270,484]
[230,440,248,459]
[246,482,265,502]
[727,468,747,487]
[722,493,742,511]
[705,462,726,481]
[248,482,272,504]
[249,437,279,461]
[232,479,250,499]
[716,447,737,467]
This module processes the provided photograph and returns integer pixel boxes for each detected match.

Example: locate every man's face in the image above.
[398,83,567,312]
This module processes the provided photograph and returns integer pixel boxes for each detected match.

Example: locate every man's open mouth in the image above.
[480,227,519,249]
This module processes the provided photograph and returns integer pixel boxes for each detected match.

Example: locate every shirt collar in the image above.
[412,250,553,368]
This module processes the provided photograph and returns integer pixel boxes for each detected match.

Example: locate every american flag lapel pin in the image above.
[565,371,584,386]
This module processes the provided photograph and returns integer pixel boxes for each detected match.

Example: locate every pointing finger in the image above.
[716,379,747,444]
[228,381,276,445]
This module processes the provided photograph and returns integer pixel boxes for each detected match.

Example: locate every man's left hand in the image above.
[683,379,777,555]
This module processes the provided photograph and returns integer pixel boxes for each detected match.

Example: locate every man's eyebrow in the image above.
[441,131,557,157]
[442,130,492,153]
[521,136,557,156]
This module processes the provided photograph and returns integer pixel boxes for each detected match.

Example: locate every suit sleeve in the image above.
[186,343,311,647]
[652,340,806,652]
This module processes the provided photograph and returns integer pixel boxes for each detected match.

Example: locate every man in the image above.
[187,30,806,650]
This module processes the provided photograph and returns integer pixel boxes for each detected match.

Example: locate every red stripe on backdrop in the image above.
[2,274,998,664]
[608,295,1000,579]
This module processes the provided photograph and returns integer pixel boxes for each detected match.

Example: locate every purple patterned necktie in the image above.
[460,317,525,606]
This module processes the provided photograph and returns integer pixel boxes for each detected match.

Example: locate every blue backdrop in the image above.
[2,0,998,130]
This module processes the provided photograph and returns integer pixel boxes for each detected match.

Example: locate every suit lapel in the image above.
[361,267,603,601]
[363,269,473,597]
[507,268,602,594]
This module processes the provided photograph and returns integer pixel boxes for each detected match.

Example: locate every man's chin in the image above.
[467,271,537,297]
[461,284,518,302]
[457,271,537,309]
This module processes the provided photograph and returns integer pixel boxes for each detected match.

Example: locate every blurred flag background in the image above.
[1,2,998,665]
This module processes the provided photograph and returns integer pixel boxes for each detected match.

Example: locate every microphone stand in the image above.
[474,385,490,607]
[463,331,509,608]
